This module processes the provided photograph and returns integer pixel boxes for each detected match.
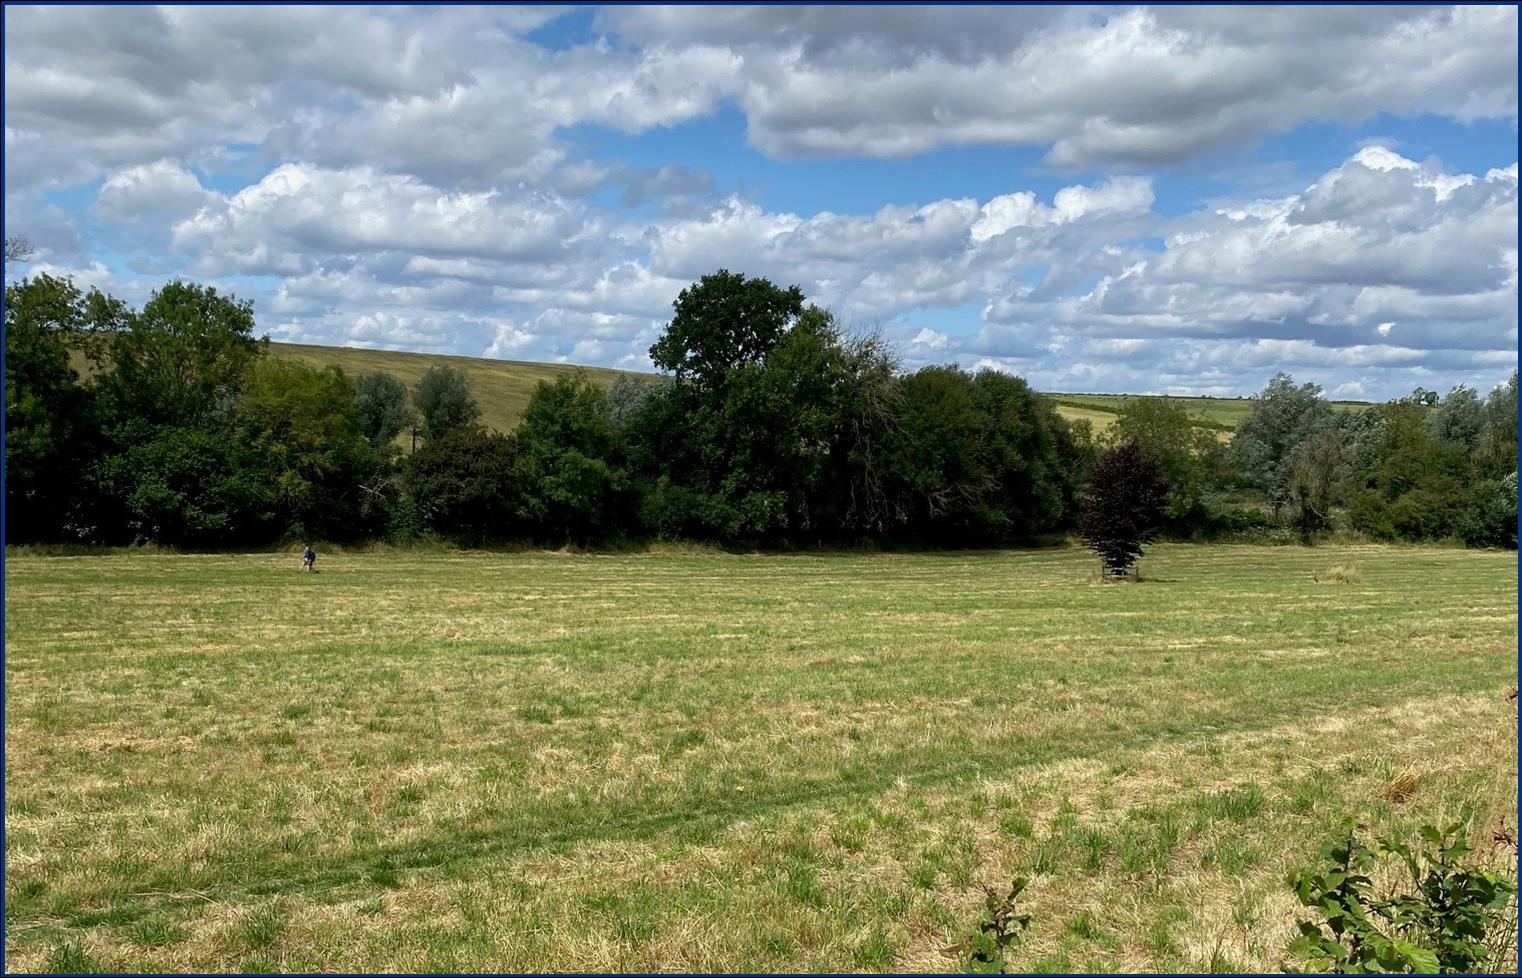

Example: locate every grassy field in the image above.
[1049,393,1371,432]
[270,344,638,436]
[5,544,1515,973]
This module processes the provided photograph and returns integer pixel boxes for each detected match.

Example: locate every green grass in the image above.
[4,544,1515,971]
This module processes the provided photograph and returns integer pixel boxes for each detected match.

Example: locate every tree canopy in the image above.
[3,269,1514,553]
[414,365,481,440]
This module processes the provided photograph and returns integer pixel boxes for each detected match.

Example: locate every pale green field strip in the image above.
[4,544,1515,972]
[1048,393,1371,430]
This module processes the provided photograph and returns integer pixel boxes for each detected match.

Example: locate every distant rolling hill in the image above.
[270,343,640,434]
[268,343,1373,434]
[74,337,1370,435]
[270,343,1148,433]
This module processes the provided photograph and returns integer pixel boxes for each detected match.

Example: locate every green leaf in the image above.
[1392,940,1439,975]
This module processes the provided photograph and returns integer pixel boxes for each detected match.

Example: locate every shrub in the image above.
[1214,507,1277,536]
[1456,474,1518,549]
[1285,821,1517,974]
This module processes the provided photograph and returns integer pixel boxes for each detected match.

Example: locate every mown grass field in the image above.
[4,544,1515,973]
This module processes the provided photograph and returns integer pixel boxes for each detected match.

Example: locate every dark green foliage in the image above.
[1289,429,1350,532]
[4,275,98,540]
[967,370,1079,539]
[1114,396,1227,530]
[97,280,265,430]
[3,268,1514,551]
[106,427,275,546]
[515,373,630,544]
[235,359,387,541]
[1473,373,1518,479]
[829,332,906,535]
[353,371,414,445]
[1079,444,1170,573]
[879,366,1078,543]
[1286,822,1516,974]
[630,295,967,544]
[891,365,993,535]
[1345,401,1471,541]
[404,425,520,545]
[1455,473,1518,549]
[649,268,805,391]
[414,365,481,440]
[1429,385,1485,452]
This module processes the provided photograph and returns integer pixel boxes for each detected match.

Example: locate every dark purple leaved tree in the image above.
[1079,443,1170,576]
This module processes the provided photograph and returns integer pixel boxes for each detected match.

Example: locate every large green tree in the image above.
[414,365,481,440]
[405,425,520,545]
[1286,428,1349,531]
[1346,400,1470,540]
[888,365,992,536]
[97,280,265,431]
[637,277,886,541]
[353,371,415,446]
[235,359,386,540]
[1474,372,1518,479]
[4,275,97,541]
[1230,373,1333,516]
[105,427,274,546]
[649,269,805,392]
[1429,384,1485,451]
[967,369,1077,540]
[1113,396,1225,530]
[515,373,630,544]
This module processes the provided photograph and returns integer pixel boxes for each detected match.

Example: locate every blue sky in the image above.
[4,4,1517,399]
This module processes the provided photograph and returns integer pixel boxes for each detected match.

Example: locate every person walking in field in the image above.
[301,545,317,573]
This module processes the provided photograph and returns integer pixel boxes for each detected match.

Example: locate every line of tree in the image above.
[5,269,1516,550]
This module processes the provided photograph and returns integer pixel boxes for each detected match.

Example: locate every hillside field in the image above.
[65,340,1372,435]
[4,544,1515,972]
[1048,393,1372,432]
[269,343,1143,434]
[269,343,1359,434]
[270,344,635,437]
